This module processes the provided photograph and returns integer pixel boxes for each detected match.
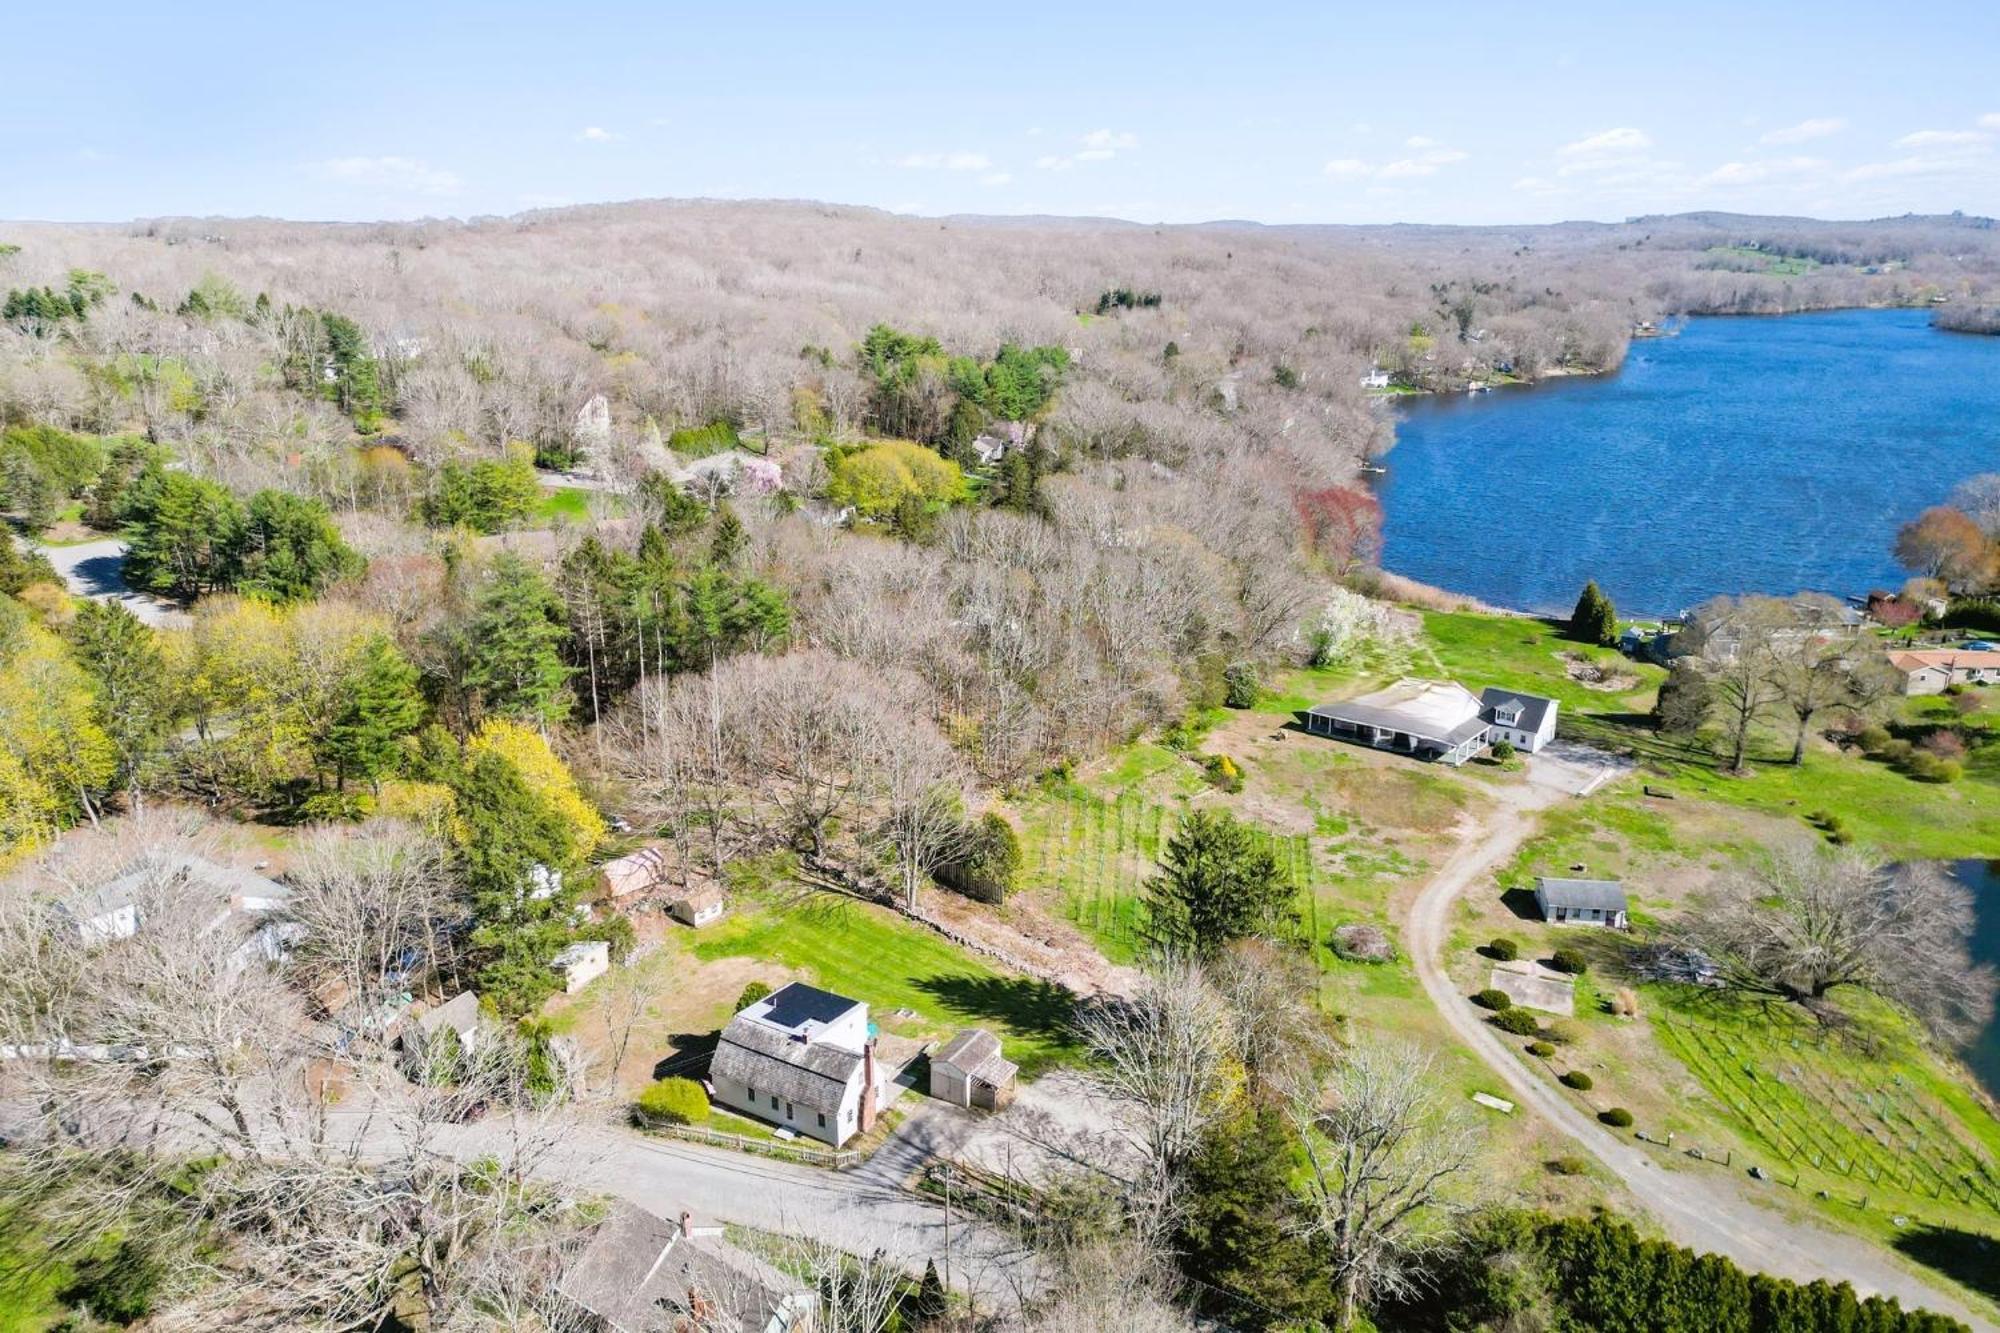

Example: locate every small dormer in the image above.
[1494,702,1522,727]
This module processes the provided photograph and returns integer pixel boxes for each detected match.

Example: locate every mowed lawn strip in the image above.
[692,895,1079,1077]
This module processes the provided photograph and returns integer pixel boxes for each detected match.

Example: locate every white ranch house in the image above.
[1534,877,1628,928]
[1303,678,1560,766]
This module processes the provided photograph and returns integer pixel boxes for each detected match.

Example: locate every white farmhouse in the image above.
[1479,687,1559,752]
[709,982,886,1147]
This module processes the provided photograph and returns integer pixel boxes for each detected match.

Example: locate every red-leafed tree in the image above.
[1294,486,1383,576]
[1894,505,1995,592]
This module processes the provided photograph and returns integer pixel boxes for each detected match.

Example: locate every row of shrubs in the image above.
[1853,725,1965,783]
[1477,940,1631,1129]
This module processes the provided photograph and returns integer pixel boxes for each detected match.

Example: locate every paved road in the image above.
[36,537,186,626]
[431,1108,1037,1311]
[1404,773,1993,1331]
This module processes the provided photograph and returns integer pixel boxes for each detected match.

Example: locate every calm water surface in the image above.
[1376,309,2000,617]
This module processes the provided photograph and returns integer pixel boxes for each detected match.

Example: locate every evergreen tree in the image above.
[1568,579,1617,646]
[913,1259,949,1325]
[1144,809,1291,958]
[323,635,424,791]
[463,555,575,725]
[120,464,248,599]
[238,488,364,603]
[709,501,747,567]
[64,601,170,800]
[1177,1109,1335,1329]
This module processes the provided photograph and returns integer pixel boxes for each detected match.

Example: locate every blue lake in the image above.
[1375,308,2000,618]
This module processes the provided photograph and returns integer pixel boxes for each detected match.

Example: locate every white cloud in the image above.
[1378,147,1468,178]
[1981,113,2000,132]
[1404,135,1440,149]
[1036,129,1139,170]
[979,171,1012,186]
[1699,156,1828,187]
[897,150,993,171]
[314,155,462,195]
[1759,117,1845,145]
[1559,127,1653,157]
[1512,175,1565,195]
[1894,128,1988,149]
[1327,146,1468,182]
[1554,127,1657,176]
[577,126,616,143]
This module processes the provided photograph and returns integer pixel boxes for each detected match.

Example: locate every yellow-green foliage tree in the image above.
[463,719,605,866]
[0,617,115,859]
[826,440,966,518]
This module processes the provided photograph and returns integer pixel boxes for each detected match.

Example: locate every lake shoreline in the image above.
[1366,307,2000,620]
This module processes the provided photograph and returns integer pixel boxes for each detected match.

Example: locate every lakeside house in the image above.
[928,1028,1018,1110]
[1361,368,1392,389]
[1889,648,2000,695]
[709,982,886,1147]
[1303,678,1560,765]
[1480,688,1559,753]
[556,1198,813,1333]
[1534,877,1628,929]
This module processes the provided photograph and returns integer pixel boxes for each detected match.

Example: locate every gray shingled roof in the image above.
[1480,687,1556,734]
[712,1016,864,1113]
[1535,877,1627,912]
[557,1199,808,1333]
[1305,701,1490,746]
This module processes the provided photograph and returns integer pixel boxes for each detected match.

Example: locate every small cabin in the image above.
[1534,877,1628,929]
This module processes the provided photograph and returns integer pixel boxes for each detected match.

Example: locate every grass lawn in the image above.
[692,893,1079,1077]
[535,486,596,525]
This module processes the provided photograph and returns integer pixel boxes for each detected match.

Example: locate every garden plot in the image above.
[1653,1006,2000,1219]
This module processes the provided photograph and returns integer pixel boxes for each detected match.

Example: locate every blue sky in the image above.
[6,1,2000,226]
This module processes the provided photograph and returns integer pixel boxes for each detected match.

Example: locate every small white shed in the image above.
[552,940,611,993]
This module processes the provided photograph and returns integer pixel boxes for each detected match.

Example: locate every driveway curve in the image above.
[1404,780,1992,1331]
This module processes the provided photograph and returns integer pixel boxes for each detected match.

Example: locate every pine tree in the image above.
[1177,1109,1335,1328]
[1568,579,1617,646]
[1144,809,1291,958]
[709,501,747,567]
[464,554,575,725]
[323,634,424,791]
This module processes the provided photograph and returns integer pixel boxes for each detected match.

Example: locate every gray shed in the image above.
[1533,877,1628,928]
[929,1028,1018,1110]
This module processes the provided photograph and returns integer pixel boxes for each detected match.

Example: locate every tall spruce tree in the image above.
[1568,579,1617,646]
[1144,809,1291,958]
[64,600,170,801]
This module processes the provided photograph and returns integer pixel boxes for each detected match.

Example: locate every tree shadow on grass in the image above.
[1892,1223,2000,1304]
[912,975,1078,1053]
[654,1030,718,1081]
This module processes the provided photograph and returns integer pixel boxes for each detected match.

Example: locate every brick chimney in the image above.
[859,1039,878,1133]
[679,1210,692,1238]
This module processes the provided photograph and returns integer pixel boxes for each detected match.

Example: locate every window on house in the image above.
[747,1086,755,1102]
[770,1094,779,1110]
[818,1112,827,1128]
[786,1101,794,1119]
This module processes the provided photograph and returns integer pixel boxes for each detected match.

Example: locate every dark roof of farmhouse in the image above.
[1481,687,1556,733]
[761,981,860,1031]
[1535,877,1627,912]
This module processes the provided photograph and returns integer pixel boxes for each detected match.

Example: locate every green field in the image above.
[692,893,1078,1076]
[535,486,594,524]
